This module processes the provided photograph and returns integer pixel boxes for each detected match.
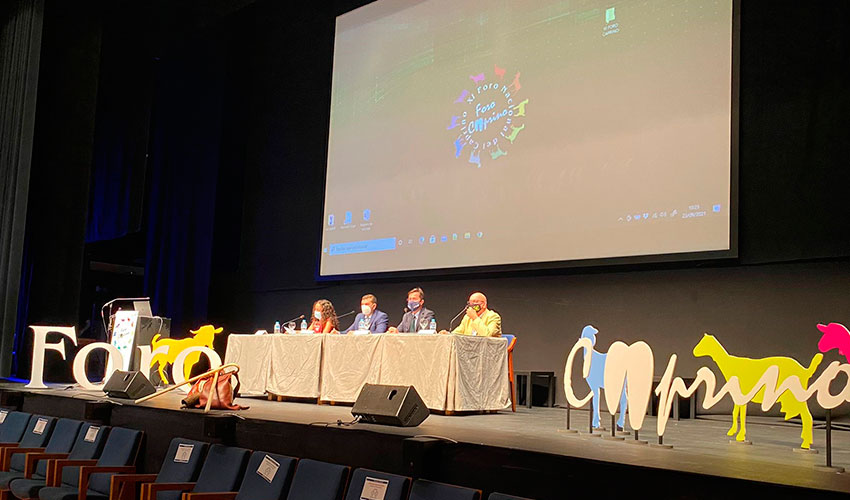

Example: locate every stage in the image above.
[1,382,849,499]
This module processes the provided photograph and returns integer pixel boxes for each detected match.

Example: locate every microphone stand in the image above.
[337,310,357,320]
[281,314,305,325]
[448,305,469,332]
[334,310,357,333]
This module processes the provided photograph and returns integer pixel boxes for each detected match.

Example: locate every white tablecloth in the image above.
[320,333,382,403]
[224,333,510,411]
[225,334,323,398]
[223,334,273,396]
[378,334,455,410]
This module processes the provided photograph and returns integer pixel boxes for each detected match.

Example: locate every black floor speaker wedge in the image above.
[352,384,429,427]
[103,370,156,399]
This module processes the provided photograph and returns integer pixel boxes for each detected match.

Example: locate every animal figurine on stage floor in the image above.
[151,325,223,384]
[580,325,628,430]
[817,322,850,362]
[692,333,823,449]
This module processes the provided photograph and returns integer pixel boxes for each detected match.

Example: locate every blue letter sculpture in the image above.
[581,325,628,430]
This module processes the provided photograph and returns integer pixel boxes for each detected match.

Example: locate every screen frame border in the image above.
[316,0,741,282]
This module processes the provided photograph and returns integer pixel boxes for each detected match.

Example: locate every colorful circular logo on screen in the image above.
[448,65,528,168]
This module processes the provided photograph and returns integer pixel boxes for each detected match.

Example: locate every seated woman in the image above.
[308,299,339,333]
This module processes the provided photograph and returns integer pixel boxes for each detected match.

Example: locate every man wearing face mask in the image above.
[342,294,389,333]
[439,291,501,337]
[388,287,435,333]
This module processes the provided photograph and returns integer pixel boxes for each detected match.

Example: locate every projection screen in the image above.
[320,0,735,277]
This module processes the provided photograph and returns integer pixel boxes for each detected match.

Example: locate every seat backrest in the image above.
[409,479,481,500]
[286,459,349,500]
[31,418,83,478]
[154,438,209,500]
[18,415,55,448]
[59,423,110,487]
[235,452,297,500]
[0,411,31,443]
[343,468,410,500]
[87,427,143,494]
[502,334,516,351]
[68,423,110,460]
[8,415,56,472]
[489,493,534,500]
[192,444,250,493]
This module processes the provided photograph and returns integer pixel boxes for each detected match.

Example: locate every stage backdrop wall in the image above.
[11,1,849,394]
[206,0,850,406]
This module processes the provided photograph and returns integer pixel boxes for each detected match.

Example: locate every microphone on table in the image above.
[448,304,469,332]
[337,310,357,319]
[281,314,305,325]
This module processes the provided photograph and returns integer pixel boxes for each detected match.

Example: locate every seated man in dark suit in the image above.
[388,287,436,333]
[343,294,389,333]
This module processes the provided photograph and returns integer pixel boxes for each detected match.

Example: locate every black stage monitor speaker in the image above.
[103,370,156,399]
[352,384,429,427]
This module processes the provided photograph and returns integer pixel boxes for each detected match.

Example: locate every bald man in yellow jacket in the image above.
[439,291,502,337]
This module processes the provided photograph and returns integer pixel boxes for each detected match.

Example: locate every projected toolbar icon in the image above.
[605,7,615,24]
[344,211,352,225]
[328,214,334,226]
[363,209,371,221]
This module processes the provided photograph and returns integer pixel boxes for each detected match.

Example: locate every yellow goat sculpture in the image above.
[151,325,222,384]
[693,333,822,449]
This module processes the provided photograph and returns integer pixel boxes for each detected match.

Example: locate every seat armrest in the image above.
[78,466,136,500]
[51,459,97,486]
[24,452,69,478]
[109,473,158,500]
[183,492,239,500]
[141,482,196,500]
[1,447,45,471]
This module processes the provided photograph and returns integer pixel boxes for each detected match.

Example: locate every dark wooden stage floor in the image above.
[2,382,849,499]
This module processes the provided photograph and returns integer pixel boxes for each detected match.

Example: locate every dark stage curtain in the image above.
[84,30,154,243]
[0,0,42,377]
[144,35,226,337]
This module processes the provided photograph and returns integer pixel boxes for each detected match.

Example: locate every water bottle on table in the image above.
[300,319,308,332]
[273,321,281,334]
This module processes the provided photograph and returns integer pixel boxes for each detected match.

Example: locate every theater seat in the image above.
[36,426,141,500]
[409,479,481,500]
[343,468,409,500]
[0,416,55,472]
[109,437,207,500]
[8,422,108,500]
[181,451,297,500]
[232,452,296,500]
[285,459,349,500]
[488,493,534,500]
[141,444,249,500]
[0,413,32,445]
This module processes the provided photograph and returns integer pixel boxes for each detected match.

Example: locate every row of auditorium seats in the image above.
[0,409,533,500]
